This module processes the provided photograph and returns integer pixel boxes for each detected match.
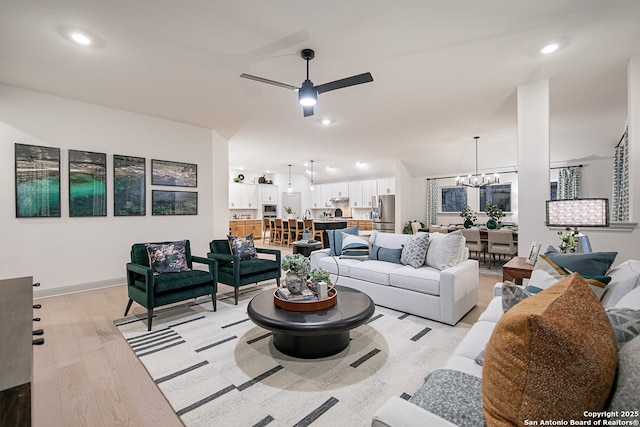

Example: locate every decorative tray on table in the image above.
[273,287,337,312]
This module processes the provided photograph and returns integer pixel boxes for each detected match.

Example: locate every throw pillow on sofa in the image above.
[501,280,533,312]
[326,225,359,256]
[606,335,640,412]
[601,260,640,307]
[544,246,617,277]
[340,232,370,259]
[482,273,617,425]
[526,255,610,299]
[369,244,402,264]
[400,232,429,268]
[425,230,465,271]
[146,240,189,274]
[227,233,258,261]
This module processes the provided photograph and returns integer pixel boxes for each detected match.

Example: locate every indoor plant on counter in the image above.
[484,202,505,229]
[460,204,477,228]
[284,206,295,219]
[281,253,310,294]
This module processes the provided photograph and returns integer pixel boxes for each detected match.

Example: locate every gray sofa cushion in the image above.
[606,335,640,412]
[410,369,485,427]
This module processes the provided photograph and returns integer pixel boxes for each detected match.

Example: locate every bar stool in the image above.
[263,218,271,243]
[272,219,284,245]
[288,219,301,245]
[304,219,325,247]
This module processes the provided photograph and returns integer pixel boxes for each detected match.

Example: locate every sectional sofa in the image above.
[310,230,479,325]
[372,257,640,426]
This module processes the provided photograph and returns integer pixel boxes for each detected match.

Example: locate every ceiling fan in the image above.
[240,48,373,117]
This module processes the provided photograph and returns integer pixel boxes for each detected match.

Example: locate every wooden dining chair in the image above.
[263,218,271,243]
[288,219,301,245]
[304,219,325,247]
[487,229,517,269]
[272,218,284,245]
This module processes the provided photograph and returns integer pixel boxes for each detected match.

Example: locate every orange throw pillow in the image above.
[482,273,617,426]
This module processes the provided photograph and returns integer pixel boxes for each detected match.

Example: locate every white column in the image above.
[628,56,640,221]
[517,79,550,256]
[212,130,230,238]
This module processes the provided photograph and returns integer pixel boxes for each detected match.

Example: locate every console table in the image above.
[502,257,534,285]
[0,276,33,426]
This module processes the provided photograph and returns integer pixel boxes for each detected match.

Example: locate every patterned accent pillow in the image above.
[425,230,465,270]
[326,225,359,256]
[410,369,484,427]
[400,232,430,268]
[605,307,640,350]
[146,241,189,275]
[475,349,485,366]
[606,335,640,412]
[369,244,402,264]
[502,281,533,312]
[227,233,258,261]
[340,232,370,259]
[482,274,617,425]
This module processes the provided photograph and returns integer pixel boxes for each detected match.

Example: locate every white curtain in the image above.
[612,127,629,221]
[557,167,581,200]
[426,179,438,225]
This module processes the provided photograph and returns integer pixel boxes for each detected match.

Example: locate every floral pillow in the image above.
[228,233,258,261]
[146,241,189,275]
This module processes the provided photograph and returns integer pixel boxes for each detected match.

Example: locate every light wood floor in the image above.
[32,239,499,426]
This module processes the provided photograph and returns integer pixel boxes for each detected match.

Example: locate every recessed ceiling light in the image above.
[70,32,92,46]
[539,42,560,55]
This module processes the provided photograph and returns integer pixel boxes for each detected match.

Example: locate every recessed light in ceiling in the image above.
[70,31,92,46]
[539,42,560,55]
[320,118,333,126]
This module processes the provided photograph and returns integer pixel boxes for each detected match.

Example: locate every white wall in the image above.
[0,85,223,296]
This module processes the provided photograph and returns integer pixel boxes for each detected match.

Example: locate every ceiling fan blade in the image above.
[315,72,373,94]
[303,105,314,117]
[240,73,298,91]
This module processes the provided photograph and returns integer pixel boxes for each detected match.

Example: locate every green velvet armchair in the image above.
[125,240,218,331]
[208,240,281,304]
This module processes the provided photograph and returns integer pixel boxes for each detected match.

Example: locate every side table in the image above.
[502,256,534,285]
[292,240,322,257]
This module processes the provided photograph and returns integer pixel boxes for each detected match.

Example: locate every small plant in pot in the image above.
[284,206,295,218]
[281,254,310,294]
[484,202,505,229]
[459,204,477,228]
[307,267,331,294]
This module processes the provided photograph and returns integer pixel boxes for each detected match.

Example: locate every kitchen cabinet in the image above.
[349,180,376,208]
[347,219,373,230]
[331,183,349,199]
[377,178,395,195]
[229,184,258,209]
[311,184,331,208]
[229,219,262,238]
[260,184,278,203]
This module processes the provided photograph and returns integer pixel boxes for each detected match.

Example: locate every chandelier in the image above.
[456,136,500,188]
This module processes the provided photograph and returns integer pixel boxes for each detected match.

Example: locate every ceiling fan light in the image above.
[298,80,317,106]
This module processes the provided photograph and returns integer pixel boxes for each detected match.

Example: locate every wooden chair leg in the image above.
[124,298,134,316]
[147,308,153,331]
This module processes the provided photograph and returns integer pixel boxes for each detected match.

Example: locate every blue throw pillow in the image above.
[369,244,403,264]
[544,246,617,277]
[326,225,359,256]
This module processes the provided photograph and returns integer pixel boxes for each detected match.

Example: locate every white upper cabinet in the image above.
[230,184,259,208]
[377,178,395,195]
[260,184,278,203]
[331,183,349,198]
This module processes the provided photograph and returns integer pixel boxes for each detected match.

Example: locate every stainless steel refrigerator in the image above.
[372,194,396,232]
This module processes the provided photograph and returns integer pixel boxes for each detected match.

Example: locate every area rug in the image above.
[115,283,471,427]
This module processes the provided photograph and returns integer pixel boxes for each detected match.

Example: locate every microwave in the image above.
[263,204,277,217]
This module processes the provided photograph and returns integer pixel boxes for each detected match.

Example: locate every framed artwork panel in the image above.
[151,159,197,187]
[15,143,61,217]
[114,155,146,216]
[69,150,107,217]
[526,242,542,265]
[152,190,198,215]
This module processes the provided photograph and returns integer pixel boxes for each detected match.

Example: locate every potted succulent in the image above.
[281,253,310,294]
[459,204,477,228]
[557,227,579,253]
[302,227,313,240]
[308,267,331,294]
[484,202,505,229]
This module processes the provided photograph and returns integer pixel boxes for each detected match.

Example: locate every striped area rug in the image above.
[115,283,470,427]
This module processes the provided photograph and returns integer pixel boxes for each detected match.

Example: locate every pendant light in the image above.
[309,160,315,191]
[287,164,292,193]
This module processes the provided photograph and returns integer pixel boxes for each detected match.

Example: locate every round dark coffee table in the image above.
[247,286,375,359]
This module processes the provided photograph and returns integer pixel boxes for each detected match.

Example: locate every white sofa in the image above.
[372,259,640,427]
[309,231,479,325]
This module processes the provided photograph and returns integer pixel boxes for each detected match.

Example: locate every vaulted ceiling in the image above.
[2,0,639,183]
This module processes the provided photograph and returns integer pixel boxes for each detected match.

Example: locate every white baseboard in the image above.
[34,278,125,299]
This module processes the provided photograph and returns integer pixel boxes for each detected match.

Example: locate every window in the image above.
[441,187,467,212]
[550,181,558,200]
[480,184,511,212]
